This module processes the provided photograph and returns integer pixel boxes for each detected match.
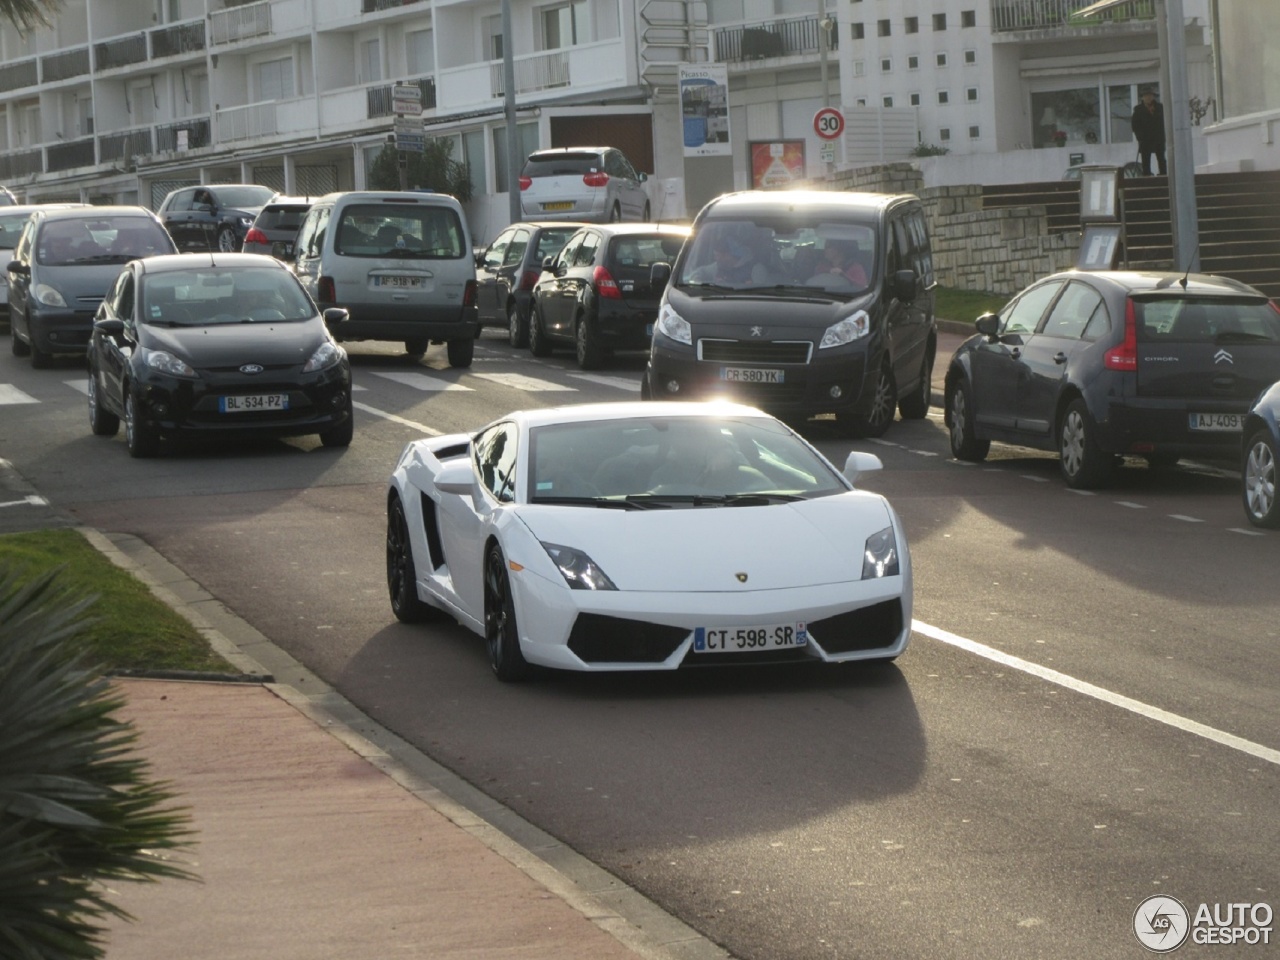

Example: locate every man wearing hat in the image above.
[1130,87,1167,176]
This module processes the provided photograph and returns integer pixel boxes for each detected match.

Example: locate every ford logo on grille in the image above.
[239,363,264,375]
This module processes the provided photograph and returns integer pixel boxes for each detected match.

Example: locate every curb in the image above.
[83,527,732,960]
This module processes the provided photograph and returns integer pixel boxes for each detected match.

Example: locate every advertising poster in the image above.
[750,141,806,188]
[679,64,731,157]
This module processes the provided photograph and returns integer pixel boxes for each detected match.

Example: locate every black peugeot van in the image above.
[643,190,937,437]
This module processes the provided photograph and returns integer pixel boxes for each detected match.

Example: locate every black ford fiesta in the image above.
[87,253,352,457]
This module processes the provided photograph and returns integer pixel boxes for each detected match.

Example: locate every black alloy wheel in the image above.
[508,302,528,348]
[898,350,932,420]
[216,225,238,252]
[575,313,604,370]
[387,496,435,622]
[948,379,989,462]
[124,389,159,458]
[87,372,120,437]
[840,363,896,439]
[528,305,552,357]
[484,543,530,682]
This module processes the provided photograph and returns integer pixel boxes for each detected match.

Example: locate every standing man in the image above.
[1131,87,1167,176]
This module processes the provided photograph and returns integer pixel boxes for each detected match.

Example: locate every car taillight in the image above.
[463,279,477,307]
[518,269,541,292]
[1104,297,1138,371]
[243,227,269,246]
[318,276,336,303]
[583,172,610,188]
[593,265,622,299]
[518,176,532,191]
[1270,300,1280,318]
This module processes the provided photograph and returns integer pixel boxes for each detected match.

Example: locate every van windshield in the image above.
[677,218,878,294]
[334,203,466,260]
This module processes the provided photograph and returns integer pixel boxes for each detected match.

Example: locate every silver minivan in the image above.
[287,191,478,367]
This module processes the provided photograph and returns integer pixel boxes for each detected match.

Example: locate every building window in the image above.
[881,58,892,72]
[937,90,949,104]
[1033,88,1103,148]
[483,15,503,60]
[541,1,589,50]
[853,60,865,77]
[936,52,947,67]
[855,97,867,106]
[905,16,918,33]
[940,127,951,141]
[883,96,893,107]
[851,22,864,39]
[877,19,891,37]
[907,55,919,69]
[964,49,977,64]
[933,12,947,30]
[359,39,381,84]
[966,87,979,102]
[909,92,920,106]
[406,29,434,76]
[961,9,976,27]
[969,125,980,139]
[255,57,294,101]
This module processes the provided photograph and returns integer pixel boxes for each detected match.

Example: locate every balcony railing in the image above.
[94,33,148,71]
[0,58,38,94]
[362,0,424,11]
[713,16,834,63]
[151,21,207,58]
[991,0,1155,32]
[217,101,277,141]
[490,50,569,98]
[46,137,96,173]
[42,46,91,83]
[211,1,271,45]
[156,117,212,152]
[366,76,437,118]
[100,127,155,163]
[0,148,42,181]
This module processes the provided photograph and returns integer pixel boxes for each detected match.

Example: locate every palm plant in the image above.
[0,565,195,960]
[0,0,62,33]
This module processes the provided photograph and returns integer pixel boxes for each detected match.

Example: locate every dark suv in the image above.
[528,222,689,369]
[243,196,313,259]
[157,183,276,252]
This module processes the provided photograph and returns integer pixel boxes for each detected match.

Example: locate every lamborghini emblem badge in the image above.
[735,572,748,583]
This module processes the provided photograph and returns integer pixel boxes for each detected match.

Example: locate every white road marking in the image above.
[1020,475,1049,482]
[352,401,443,436]
[370,372,473,392]
[913,619,1280,767]
[1068,489,1096,496]
[566,373,642,392]
[471,372,577,392]
[1114,500,1146,509]
[65,379,89,396]
[0,494,47,508]
[1228,527,1266,537]
[351,382,368,392]
[1169,514,1204,523]
[0,385,38,404]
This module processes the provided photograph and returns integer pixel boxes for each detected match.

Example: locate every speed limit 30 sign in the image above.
[814,107,844,141]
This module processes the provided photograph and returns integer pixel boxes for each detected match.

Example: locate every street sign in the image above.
[819,141,836,163]
[393,116,421,137]
[395,135,425,152]
[813,107,844,141]
[393,83,422,116]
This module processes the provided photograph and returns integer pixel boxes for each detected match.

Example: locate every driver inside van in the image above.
[808,239,869,288]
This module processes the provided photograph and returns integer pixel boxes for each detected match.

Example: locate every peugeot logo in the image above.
[735,572,748,583]
[1213,349,1234,365]
[239,363,264,375]
[750,326,763,338]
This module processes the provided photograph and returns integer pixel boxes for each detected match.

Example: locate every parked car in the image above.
[1241,382,1280,527]
[528,223,690,369]
[287,190,478,366]
[386,401,911,681]
[0,203,88,331]
[157,183,277,252]
[475,221,583,347]
[86,253,352,458]
[518,147,650,223]
[944,270,1280,488]
[644,190,937,438]
[7,206,177,367]
[242,195,313,259]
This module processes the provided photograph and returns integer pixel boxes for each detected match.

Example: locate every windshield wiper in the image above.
[531,495,653,510]
[722,493,806,505]
[1214,331,1273,343]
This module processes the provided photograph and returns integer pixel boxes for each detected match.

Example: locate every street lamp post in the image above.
[502,0,521,224]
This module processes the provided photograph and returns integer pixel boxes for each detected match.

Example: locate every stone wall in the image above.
[814,163,1079,296]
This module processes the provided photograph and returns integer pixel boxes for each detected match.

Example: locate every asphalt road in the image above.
[2,329,1276,959]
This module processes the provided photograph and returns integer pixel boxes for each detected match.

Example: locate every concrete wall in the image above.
[818,162,1078,296]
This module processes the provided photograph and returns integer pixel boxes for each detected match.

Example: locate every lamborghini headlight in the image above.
[861,525,899,579]
[541,542,618,590]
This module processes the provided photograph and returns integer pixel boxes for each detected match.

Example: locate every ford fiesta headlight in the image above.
[820,310,871,349]
[303,341,343,372]
[33,283,68,308]
[861,525,899,579]
[542,542,617,590]
[140,347,196,378]
[655,303,691,346]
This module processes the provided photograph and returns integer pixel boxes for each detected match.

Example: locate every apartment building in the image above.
[0,0,1270,242]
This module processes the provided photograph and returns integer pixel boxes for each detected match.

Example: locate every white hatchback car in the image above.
[519,147,650,223]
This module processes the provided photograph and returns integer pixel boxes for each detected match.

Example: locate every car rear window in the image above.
[256,206,310,232]
[522,153,602,178]
[1135,298,1280,343]
[535,227,579,260]
[608,234,686,273]
[334,203,466,259]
